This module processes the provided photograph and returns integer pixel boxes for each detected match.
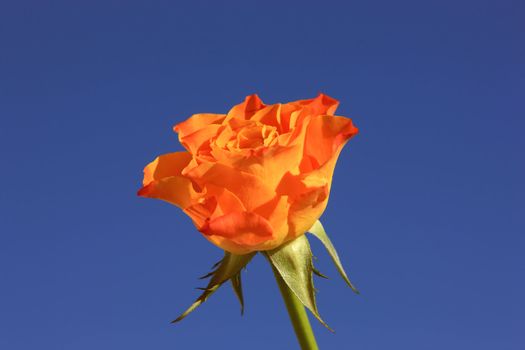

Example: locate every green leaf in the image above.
[265,235,331,330]
[172,252,255,323]
[308,220,359,294]
[230,272,245,315]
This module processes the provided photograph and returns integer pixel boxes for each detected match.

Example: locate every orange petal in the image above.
[207,184,247,219]
[182,184,246,234]
[184,161,275,211]
[174,113,225,138]
[178,124,221,154]
[277,167,331,238]
[137,152,200,208]
[208,116,311,190]
[287,184,330,238]
[293,93,339,114]
[253,196,291,247]
[278,135,349,202]
[302,115,358,170]
[306,93,340,116]
[183,197,216,229]
[141,152,192,185]
[277,113,356,237]
[227,143,305,190]
[250,104,282,130]
[225,94,266,121]
[201,211,274,251]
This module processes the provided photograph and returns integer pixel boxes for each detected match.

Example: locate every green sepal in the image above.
[230,272,245,315]
[312,266,328,279]
[172,251,255,323]
[308,220,359,294]
[265,235,332,330]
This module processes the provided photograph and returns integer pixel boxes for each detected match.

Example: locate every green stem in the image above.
[272,266,319,350]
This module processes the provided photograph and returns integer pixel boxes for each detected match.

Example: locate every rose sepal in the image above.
[172,251,255,323]
[171,220,358,328]
[230,270,245,315]
[308,220,359,294]
[264,234,332,330]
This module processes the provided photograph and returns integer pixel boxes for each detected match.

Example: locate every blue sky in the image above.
[1,1,523,349]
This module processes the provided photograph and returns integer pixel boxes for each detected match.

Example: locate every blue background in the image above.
[1,1,523,349]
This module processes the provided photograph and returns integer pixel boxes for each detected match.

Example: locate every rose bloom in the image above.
[138,94,358,254]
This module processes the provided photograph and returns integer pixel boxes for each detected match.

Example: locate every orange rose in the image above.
[138,94,358,254]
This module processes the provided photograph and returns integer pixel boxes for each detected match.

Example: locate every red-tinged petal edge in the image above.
[201,211,274,247]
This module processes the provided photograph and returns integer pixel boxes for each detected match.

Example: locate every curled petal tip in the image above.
[137,184,151,197]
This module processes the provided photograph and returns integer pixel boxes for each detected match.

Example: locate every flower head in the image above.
[138,94,358,254]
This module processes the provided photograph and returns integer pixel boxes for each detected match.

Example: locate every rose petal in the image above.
[178,124,221,154]
[208,117,311,190]
[253,196,290,247]
[138,152,201,208]
[250,104,282,130]
[183,197,216,228]
[184,161,275,211]
[288,93,340,129]
[174,113,225,138]
[207,185,247,219]
[201,211,274,250]
[304,93,340,116]
[277,114,356,238]
[287,185,330,238]
[225,94,266,121]
[140,152,192,185]
[302,115,358,170]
